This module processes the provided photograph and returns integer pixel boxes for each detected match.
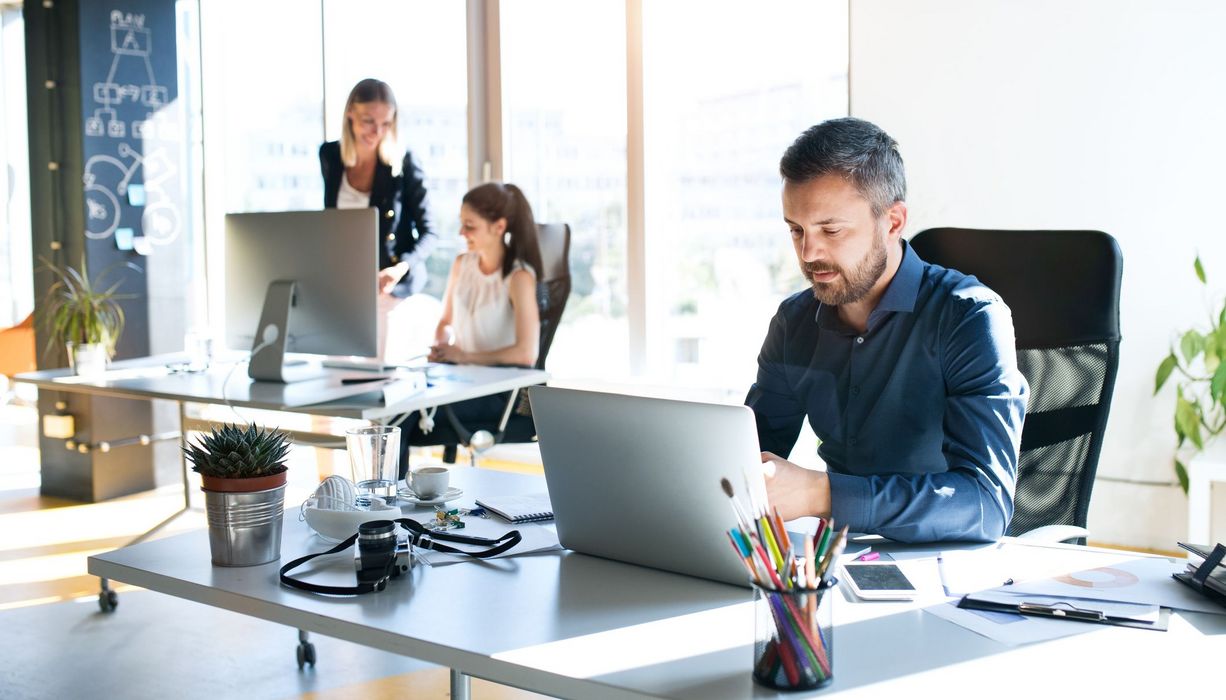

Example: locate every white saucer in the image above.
[397,486,463,506]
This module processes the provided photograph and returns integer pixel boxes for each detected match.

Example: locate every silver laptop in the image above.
[529,386,761,587]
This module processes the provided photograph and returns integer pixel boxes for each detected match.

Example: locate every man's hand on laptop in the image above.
[761,451,831,521]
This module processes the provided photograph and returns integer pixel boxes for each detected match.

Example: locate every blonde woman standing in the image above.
[320,78,437,360]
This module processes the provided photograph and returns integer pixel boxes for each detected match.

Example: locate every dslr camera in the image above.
[354,520,411,591]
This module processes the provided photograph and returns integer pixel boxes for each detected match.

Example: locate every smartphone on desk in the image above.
[842,561,919,600]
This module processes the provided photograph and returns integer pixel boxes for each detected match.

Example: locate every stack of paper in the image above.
[925,545,1226,646]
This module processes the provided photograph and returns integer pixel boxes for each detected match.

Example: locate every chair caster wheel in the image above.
[296,642,316,669]
[98,589,118,613]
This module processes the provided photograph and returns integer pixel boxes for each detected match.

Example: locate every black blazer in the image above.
[319,141,437,297]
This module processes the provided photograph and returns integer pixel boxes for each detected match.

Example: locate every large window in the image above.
[501,0,630,379]
[0,5,32,327]
[641,0,849,395]
[191,1,848,392]
[201,1,324,215]
[321,0,468,299]
[200,1,468,335]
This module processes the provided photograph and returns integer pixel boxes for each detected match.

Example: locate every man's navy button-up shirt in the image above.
[746,241,1028,542]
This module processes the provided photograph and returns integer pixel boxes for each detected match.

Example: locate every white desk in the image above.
[15,353,549,421]
[20,354,548,611]
[89,468,1225,700]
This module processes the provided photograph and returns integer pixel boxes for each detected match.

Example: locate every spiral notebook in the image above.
[475,493,554,524]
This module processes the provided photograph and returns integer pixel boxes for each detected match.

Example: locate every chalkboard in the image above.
[77,0,184,358]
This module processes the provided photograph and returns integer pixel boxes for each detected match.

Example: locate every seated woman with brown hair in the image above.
[400,182,544,477]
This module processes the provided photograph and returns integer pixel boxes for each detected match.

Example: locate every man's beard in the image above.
[802,229,888,306]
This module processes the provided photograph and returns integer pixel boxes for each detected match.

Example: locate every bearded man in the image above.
[745,118,1028,542]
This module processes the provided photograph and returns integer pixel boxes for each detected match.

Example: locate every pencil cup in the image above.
[752,578,837,691]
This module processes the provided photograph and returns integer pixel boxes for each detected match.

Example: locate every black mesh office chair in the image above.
[420,222,571,464]
[909,228,1122,542]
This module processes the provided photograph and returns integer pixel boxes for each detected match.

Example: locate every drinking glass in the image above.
[345,425,401,505]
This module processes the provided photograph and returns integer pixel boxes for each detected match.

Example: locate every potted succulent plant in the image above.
[38,255,135,376]
[184,423,292,566]
[1155,255,1226,493]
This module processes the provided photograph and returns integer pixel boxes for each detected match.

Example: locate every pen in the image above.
[814,521,833,562]
[772,507,792,554]
[816,525,849,582]
[727,531,760,583]
[340,376,391,384]
[804,536,816,588]
[760,515,786,577]
[812,518,827,555]
[856,551,879,562]
[750,537,787,590]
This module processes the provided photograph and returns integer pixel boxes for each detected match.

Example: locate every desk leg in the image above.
[450,668,471,700]
[179,400,191,510]
[94,400,195,613]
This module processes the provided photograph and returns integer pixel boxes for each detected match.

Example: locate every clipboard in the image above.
[957,593,1171,631]
[1172,542,1226,608]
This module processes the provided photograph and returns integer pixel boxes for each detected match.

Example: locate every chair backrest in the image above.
[534,223,572,371]
[0,313,37,379]
[909,228,1123,536]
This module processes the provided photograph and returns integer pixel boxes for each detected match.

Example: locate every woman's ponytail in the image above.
[501,184,544,279]
[462,182,544,279]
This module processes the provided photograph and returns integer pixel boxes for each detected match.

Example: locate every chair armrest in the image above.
[1015,525,1091,544]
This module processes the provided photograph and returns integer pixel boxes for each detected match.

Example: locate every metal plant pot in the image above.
[202,483,286,567]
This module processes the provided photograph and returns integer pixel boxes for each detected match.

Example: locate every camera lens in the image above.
[356,519,397,587]
[358,519,396,541]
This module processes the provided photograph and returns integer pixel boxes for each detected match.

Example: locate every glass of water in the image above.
[184,327,214,372]
[345,425,401,505]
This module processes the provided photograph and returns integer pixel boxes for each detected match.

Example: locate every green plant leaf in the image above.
[1213,360,1226,404]
[1207,334,1221,374]
[1181,330,1204,364]
[1176,394,1204,449]
[1175,459,1189,494]
[1155,352,1178,394]
[1195,255,1206,284]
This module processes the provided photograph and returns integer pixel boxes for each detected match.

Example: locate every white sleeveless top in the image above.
[337,173,370,209]
[451,252,536,354]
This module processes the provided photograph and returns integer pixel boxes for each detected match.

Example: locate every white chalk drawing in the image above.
[82,10,182,246]
[83,143,180,245]
[86,11,168,139]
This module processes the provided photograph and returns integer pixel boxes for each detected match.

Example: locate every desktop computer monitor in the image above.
[224,208,378,382]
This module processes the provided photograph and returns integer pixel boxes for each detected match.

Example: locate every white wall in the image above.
[850,0,1226,550]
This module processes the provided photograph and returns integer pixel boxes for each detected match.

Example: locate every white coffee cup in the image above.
[409,465,450,500]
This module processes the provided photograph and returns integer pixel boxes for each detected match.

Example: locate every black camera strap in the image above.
[279,517,523,596]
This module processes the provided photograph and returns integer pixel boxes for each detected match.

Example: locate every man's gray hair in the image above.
[780,118,906,217]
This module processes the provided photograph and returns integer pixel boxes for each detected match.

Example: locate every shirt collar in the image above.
[874,239,922,315]
[813,239,924,332]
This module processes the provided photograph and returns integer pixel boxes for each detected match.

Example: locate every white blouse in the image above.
[451,252,536,355]
[337,173,370,210]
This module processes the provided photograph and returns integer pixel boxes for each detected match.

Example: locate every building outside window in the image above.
[641,0,849,397]
[501,0,630,379]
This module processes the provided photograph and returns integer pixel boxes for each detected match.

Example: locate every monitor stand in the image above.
[248,280,324,383]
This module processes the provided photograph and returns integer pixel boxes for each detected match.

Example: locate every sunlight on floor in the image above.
[0,401,548,699]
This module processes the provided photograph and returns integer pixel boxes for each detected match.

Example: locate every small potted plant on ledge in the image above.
[184,423,292,566]
[39,255,135,376]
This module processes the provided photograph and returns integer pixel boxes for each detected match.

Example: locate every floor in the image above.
[0,401,550,700]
